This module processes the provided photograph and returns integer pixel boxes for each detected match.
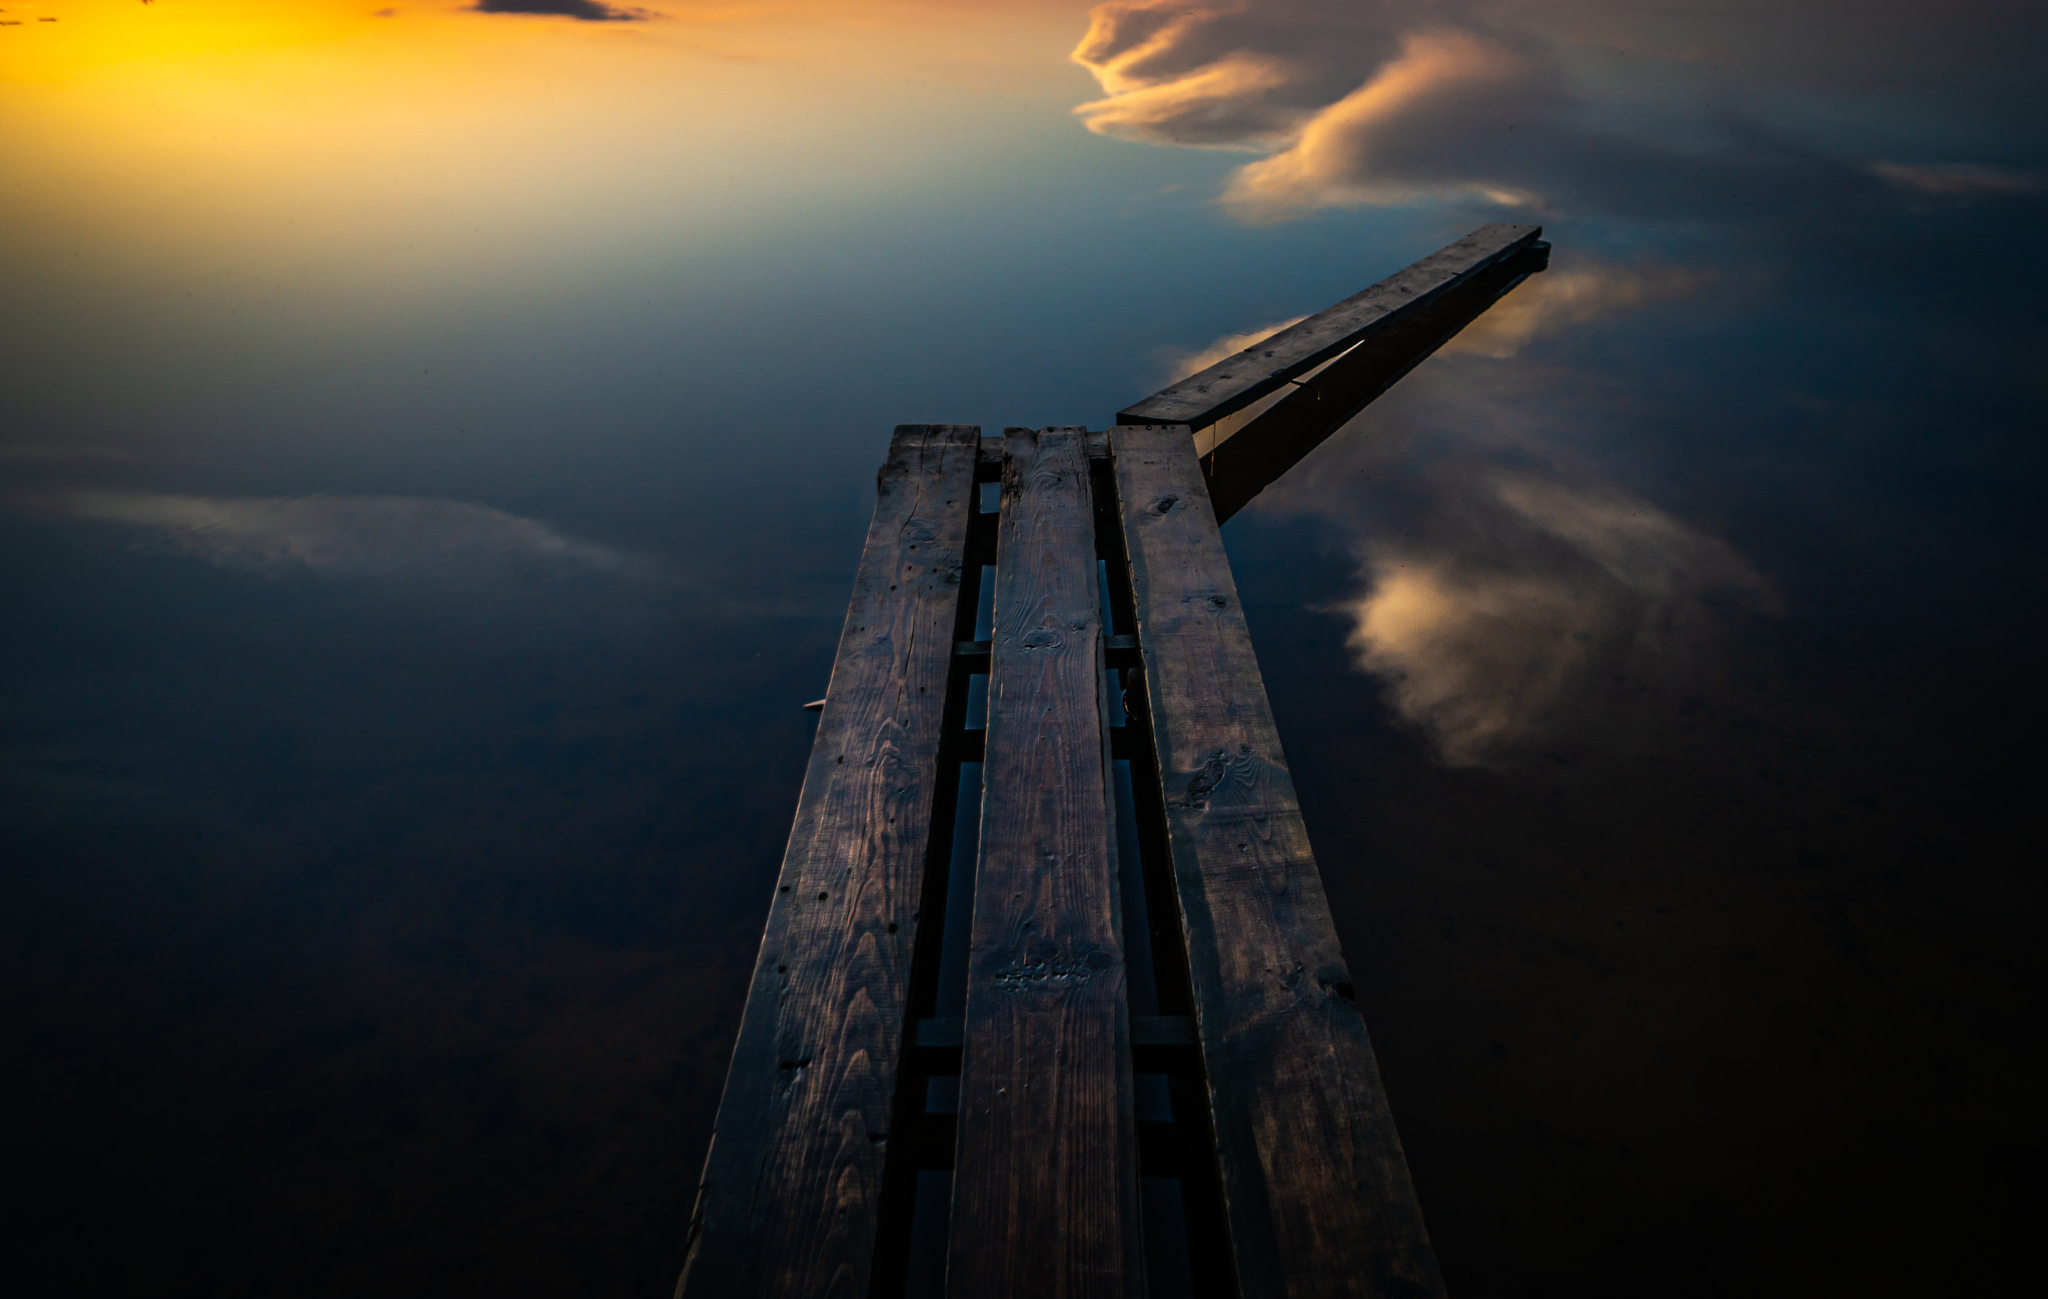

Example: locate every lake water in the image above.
[3,2,2043,1294]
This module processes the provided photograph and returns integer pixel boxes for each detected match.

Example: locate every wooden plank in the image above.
[676,424,980,1299]
[1203,243,1547,525]
[918,1015,1192,1050]
[949,426,1142,1297]
[1109,425,1445,1299]
[1118,223,1541,431]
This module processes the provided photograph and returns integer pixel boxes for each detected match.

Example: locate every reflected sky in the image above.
[3,2,2045,1295]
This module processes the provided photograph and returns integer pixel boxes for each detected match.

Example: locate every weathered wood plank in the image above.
[1119,223,1542,431]
[917,1015,1192,1050]
[1203,244,1547,525]
[676,424,980,1299]
[949,426,1142,1297]
[1110,425,1445,1299]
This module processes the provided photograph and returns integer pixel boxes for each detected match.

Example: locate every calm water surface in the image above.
[3,2,2043,1294]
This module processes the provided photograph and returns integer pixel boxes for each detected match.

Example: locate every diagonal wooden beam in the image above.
[1119,222,1543,433]
[675,425,979,1299]
[1202,242,1548,523]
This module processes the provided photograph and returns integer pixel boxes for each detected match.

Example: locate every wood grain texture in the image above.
[1203,246,1546,525]
[948,426,1142,1298]
[676,424,980,1299]
[1118,223,1541,431]
[1110,425,1445,1299]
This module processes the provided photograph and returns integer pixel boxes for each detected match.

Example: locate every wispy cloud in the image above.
[1220,28,1548,218]
[1442,262,1711,360]
[1337,474,1772,766]
[1075,51,1297,148]
[1868,161,2044,199]
[1069,0,2048,223]
[50,491,654,585]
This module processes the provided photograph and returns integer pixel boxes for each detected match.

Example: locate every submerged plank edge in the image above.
[1109,424,1445,1299]
[1204,244,1549,525]
[676,424,980,1299]
[1119,222,1541,431]
[949,426,1142,1298]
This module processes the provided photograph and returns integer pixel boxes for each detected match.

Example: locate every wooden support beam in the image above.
[676,424,980,1299]
[949,426,1143,1297]
[1118,223,1543,432]
[1110,424,1446,1299]
[1202,243,1547,524]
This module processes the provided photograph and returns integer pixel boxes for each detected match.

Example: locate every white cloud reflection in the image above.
[1338,474,1771,766]
[53,491,651,586]
[1208,247,1771,769]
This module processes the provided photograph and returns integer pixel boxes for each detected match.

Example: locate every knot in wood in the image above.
[1174,743,1253,808]
[1020,626,1065,652]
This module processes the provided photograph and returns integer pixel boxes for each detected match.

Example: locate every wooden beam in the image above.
[1203,243,1548,524]
[675,424,980,1299]
[1110,424,1445,1299]
[949,426,1143,1297]
[1118,223,1542,431]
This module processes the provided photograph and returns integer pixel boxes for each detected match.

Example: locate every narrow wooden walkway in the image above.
[675,224,1548,1299]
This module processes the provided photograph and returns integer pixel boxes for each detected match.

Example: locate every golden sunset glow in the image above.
[0,1,1089,301]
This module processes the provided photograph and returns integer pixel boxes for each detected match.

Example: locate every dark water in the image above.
[5,4,2047,1296]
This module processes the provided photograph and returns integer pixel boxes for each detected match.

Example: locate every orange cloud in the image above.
[1073,51,1295,147]
[1222,29,1538,218]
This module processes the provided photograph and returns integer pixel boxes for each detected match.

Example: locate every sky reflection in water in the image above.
[2,2,2044,1295]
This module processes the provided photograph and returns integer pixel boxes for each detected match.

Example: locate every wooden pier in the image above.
[676,224,1549,1298]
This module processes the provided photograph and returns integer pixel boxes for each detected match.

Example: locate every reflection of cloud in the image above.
[1346,560,1594,766]
[1443,262,1710,359]
[473,0,647,22]
[1337,475,1770,766]
[1159,315,1307,384]
[1222,29,1545,218]
[1151,255,1706,456]
[1075,52,1296,147]
[1868,161,2044,199]
[1069,0,2048,225]
[1071,2,1566,212]
[53,492,650,585]
[1071,1,1355,146]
